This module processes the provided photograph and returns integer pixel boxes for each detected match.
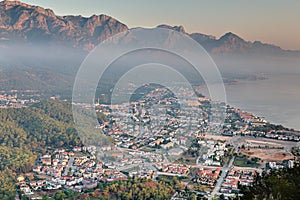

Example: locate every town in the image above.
[17,85,300,199]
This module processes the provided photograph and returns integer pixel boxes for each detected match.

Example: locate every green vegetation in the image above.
[0,100,81,199]
[240,165,300,199]
[233,154,260,168]
[249,123,285,133]
[42,190,80,200]
[0,169,16,199]
[77,177,182,200]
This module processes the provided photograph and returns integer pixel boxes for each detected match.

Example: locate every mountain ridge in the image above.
[0,0,299,95]
[0,0,296,54]
[0,0,129,51]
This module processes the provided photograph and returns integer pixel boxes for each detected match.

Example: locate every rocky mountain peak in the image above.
[219,32,245,43]
[212,32,251,54]
[0,0,56,17]
[0,1,128,50]
[157,24,186,34]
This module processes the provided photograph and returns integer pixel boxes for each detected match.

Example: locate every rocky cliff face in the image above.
[0,0,128,50]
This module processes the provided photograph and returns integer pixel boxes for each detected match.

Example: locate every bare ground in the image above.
[241,148,294,162]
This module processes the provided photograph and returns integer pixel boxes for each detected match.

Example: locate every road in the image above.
[196,145,205,166]
[163,154,170,163]
[210,156,235,199]
[156,172,187,177]
[63,156,74,176]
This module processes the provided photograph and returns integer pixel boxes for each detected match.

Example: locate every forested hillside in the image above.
[0,100,81,199]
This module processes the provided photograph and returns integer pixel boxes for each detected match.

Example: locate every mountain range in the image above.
[0,0,295,54]
[0,0,299,95]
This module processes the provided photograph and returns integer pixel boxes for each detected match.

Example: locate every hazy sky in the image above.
[21,0,300,50]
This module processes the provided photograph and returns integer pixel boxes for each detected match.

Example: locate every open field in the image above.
[240,148,294,162]
[234,154,260,168]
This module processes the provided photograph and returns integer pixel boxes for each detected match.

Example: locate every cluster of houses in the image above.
[28,146,127,194]
[267,159,295,170]
[220,168,257,195]
[19,181,34,196]
[225,106,300,142]
[200,140,227,167]
[94,86,216,158]
[98,169,127,182]
[33,153,67,179]
[232,108,267,127]
[18,178,62,195]
[195,167,221,187]
[128,168,154,179]
[0,92,39,108]
[156,163,190,175]
[264,131,300,142]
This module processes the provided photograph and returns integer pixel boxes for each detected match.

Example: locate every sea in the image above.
[201,73,300,130]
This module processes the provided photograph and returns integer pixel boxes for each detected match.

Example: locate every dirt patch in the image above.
[205,135,231,141]
[241,148,294,162]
